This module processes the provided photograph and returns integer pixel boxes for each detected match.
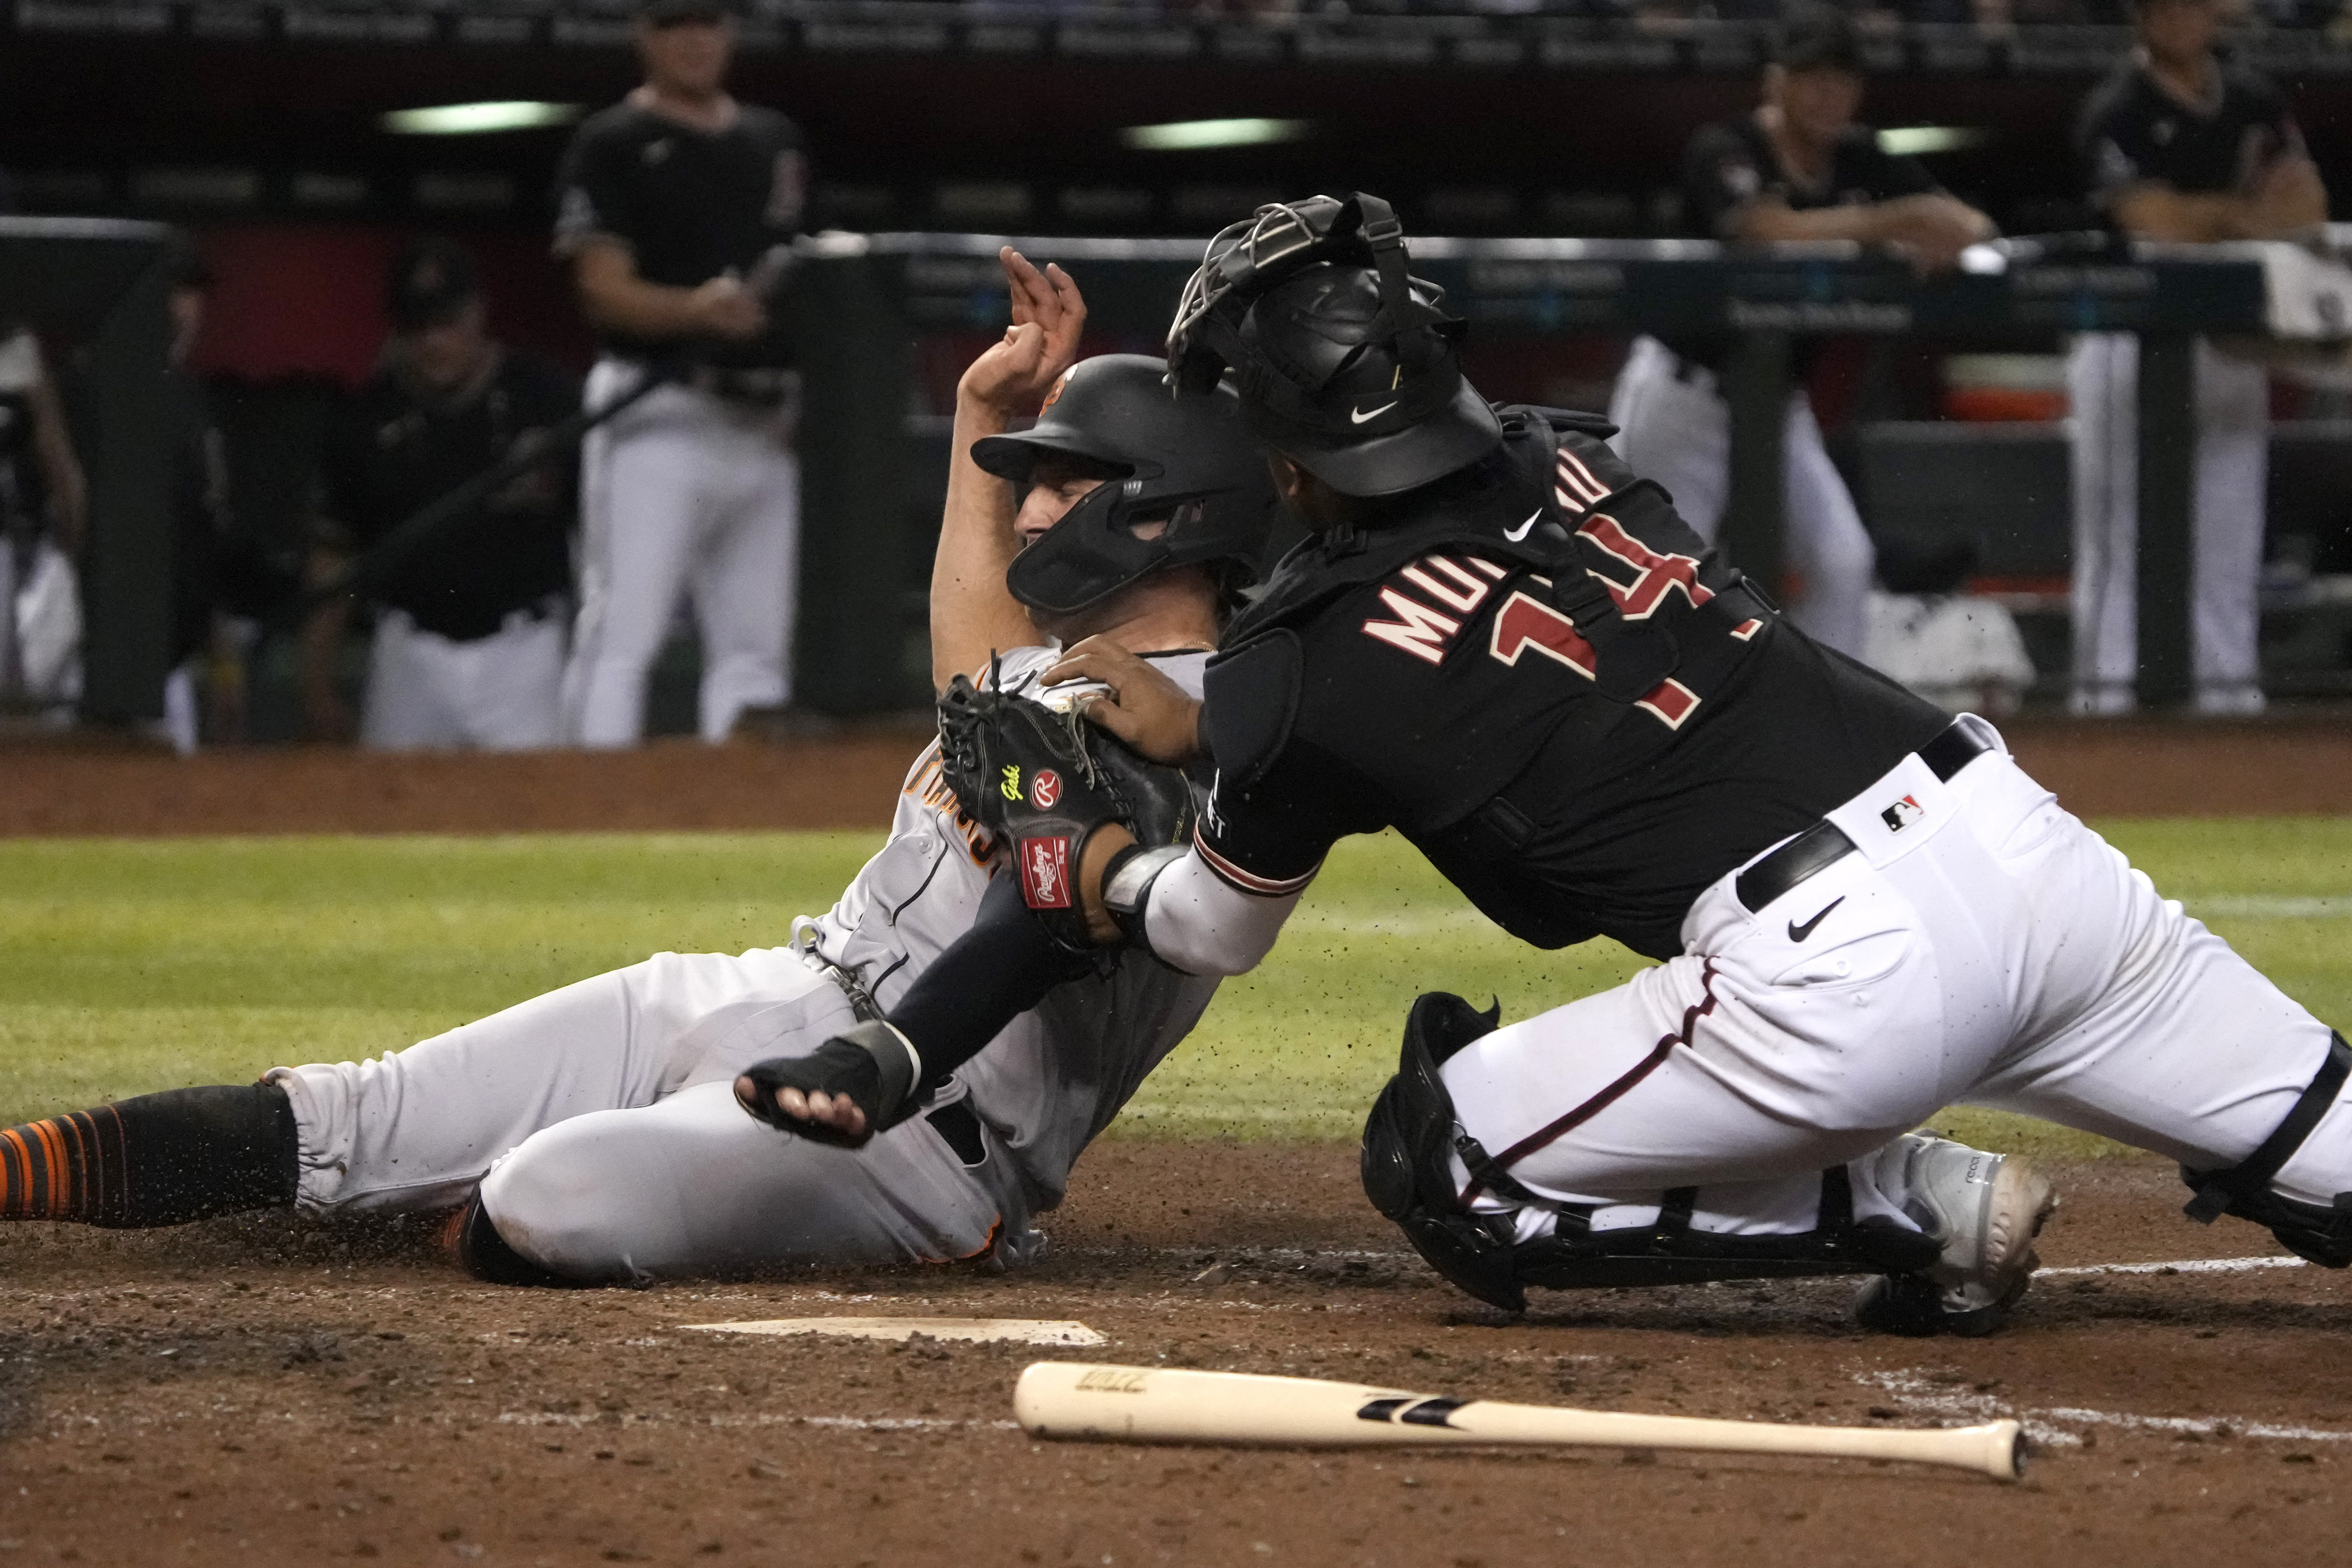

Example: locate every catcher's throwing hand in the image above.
[1042,636,1206,765]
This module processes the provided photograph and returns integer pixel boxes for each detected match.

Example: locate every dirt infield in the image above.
[0,1149,2345,1568]
[9,713,2352,836]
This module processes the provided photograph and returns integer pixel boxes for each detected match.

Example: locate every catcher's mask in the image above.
[1166,192,1502,499]
[973,353,1275,617]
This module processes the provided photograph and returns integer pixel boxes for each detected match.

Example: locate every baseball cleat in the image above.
[1852,1135,2058,1338]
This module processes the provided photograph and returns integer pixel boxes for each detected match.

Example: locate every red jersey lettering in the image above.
[1488,592,1598,680]
[1578,514,1713,621]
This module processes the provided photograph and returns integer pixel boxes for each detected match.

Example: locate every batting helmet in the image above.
[1166,193,1502,499]
[972,354,1276,617]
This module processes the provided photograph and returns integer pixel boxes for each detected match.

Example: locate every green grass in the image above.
[4,822,2351,1158]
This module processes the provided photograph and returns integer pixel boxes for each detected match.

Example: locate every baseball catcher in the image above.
[860,194,2352,1338]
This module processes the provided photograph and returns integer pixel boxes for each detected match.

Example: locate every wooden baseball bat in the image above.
[1013,1363,2024,1481]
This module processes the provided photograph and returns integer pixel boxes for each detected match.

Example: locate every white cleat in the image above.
[1853,1135,2059,1338]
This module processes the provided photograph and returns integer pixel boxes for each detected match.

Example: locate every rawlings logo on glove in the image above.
[936,661,1197,950]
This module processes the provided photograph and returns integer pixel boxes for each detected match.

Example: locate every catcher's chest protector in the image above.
[1208,406,1777,862]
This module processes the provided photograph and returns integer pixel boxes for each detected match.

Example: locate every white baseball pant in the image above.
[1443,716,2350,1240]
[564,360,801,748]
[266,946,1030,1281]
[1608,334,1878,660]
[359,608,565,752]
[2066,332,2269,715]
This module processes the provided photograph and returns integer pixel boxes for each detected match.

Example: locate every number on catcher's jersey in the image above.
[1359,527,1735,730]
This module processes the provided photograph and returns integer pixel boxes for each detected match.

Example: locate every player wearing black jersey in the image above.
[554,0,810,748]
[1019,194,2350,1332]
[302,240,581,751]
[2068,0,2326,715]
[1608,6,1993,662]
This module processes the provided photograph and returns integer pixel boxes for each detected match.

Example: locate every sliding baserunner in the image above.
[0,254,1271,1284]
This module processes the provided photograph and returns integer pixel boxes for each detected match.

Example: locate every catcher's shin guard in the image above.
[1361,994,1946,1310]
[2179,1031,2352,1267]
[1360,992,1527,1311]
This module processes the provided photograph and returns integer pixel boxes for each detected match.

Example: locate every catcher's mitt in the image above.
[937,663,1196,950]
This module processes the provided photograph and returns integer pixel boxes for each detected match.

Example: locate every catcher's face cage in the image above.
[1164,193,1468,440]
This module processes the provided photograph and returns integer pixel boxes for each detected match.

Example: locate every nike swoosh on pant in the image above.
[1788,896,1844,942]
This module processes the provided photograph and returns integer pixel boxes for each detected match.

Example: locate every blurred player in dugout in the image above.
[2069,0,2328,715]
[554,0,809,747]
[1608,6,1992,661]
[302,240,580,750]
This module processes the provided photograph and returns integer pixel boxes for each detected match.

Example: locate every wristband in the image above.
[1100,842,1190,955]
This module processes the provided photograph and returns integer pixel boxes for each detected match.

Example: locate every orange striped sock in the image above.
[0,1106,129,1223]
[0,1085,296,1228]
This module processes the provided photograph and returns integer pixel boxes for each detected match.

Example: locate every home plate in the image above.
[681,1317,1105,1347]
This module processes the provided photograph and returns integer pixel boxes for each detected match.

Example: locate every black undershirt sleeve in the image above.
[884,869,1095,1092]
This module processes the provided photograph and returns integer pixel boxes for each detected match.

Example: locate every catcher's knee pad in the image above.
[1360,993,1940,1311]
[1361,992,1527,1310]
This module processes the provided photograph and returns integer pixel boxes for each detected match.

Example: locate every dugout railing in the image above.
[794,228,2352,715]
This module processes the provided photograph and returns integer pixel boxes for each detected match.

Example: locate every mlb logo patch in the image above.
[1019,836,1073,909]
[1880,795,1925,833]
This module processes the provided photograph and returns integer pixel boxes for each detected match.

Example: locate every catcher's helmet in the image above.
[1166,192,1501,499]
[972,353,1275,617]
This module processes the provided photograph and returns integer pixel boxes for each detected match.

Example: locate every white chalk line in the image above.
[2037,1255,2308,1278]
[1858,1369,2352,1450]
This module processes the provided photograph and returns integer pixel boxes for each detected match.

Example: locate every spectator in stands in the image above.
[1606,4,1993,659]
[301,240,581,751]
[2068,0,2327,714]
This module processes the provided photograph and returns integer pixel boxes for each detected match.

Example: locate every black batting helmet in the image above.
[973,354,1276,617]
[1166,192,1501,499]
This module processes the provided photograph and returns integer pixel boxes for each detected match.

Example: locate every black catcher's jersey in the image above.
[553,100,808,366]
[1195,408,1948,960]
[315,349,580,642]
[2077,53,2303,211]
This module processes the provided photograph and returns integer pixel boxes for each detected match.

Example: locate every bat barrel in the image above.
[1014,1364,2024,1481]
